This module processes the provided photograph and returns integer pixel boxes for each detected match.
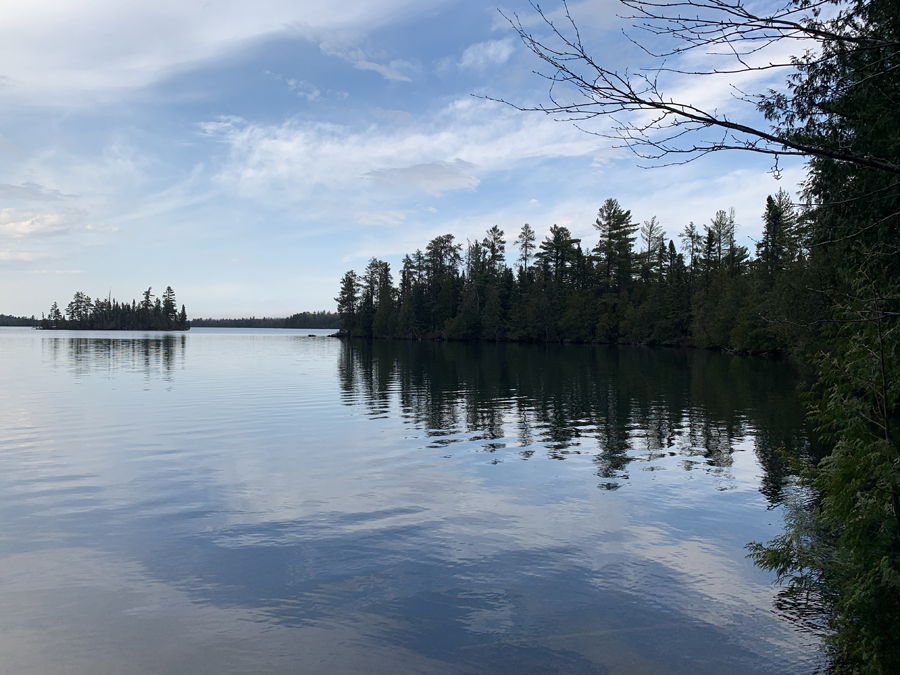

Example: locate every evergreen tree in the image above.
[162,286,178,327]
[639,216,665,278]
[336,270,361,335]
[593,198,637,292]
[679,222,703,287]
[514,223,536,270]
[482,225,506,274]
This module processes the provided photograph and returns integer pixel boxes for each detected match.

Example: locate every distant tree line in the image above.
[336,191,808,355]
[0,314,39,327]
[41,287,189,331]
[191,311,338,329]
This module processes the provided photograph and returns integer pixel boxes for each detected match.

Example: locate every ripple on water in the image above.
[0,331,823,674]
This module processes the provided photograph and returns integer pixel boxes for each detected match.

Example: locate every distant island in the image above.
[30,288,338,331]
[191,311,338,329]
[41,287,189,331]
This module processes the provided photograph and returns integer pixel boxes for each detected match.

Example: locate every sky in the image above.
[0,0,806,318]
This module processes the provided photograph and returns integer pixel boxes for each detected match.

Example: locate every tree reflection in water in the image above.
[43,334,186,380]
[339,339,818,503]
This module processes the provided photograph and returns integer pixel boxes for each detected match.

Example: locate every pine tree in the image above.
[593,198,638,292]
[336,270,361,335]
[514,223,536,270]
[162,286,177,328]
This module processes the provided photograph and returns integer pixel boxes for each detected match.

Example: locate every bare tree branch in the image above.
[488,0,900,176]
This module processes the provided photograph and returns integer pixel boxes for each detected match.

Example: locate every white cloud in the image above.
[0,0,446,102]
[0,182,67,201]
[201,97,604,204]
[320,42,421,82]
[366,160,479,195]
[353,60,412,82]
[0,249,47,261]
[353,210,410,226]
[85,223,119,233]
[0,208,85,237]
[266,72,322,100]
[459,39,515,70]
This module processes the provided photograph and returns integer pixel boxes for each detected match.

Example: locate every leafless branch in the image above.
[489,0,900,176]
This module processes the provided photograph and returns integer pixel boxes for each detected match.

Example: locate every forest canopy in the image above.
[335,196,801,354]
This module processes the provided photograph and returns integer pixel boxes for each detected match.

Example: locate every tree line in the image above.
[191,311,338,329]
[336,191,806,355]
[41,287,189,331]
[0,314,39,327]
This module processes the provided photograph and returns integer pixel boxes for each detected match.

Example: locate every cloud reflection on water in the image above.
[0,330,821,673]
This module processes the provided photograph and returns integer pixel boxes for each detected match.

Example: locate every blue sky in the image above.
[0,0,804,317]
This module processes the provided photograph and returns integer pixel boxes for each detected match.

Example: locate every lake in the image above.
[0,327,822,674]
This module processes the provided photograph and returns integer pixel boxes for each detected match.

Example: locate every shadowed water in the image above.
[0,327,821,674]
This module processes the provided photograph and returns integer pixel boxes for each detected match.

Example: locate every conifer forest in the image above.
[336,192,806,354]
[40,286,189,331]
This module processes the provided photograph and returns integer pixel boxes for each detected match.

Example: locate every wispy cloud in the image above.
[0,0,446,103]
[0,249,53,261]
[0,182,68,201]
[200,97,604,205]
[459,39,515,70]
[0,208,86,237]
[264,71,322,100]
[353,210,410,226]
[354,60,412,82]
[318,41,421,82]
[366,160,479,195]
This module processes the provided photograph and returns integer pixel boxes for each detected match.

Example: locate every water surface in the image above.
[0,328,819,674]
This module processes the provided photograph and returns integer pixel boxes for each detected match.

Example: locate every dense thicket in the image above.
[335,196,804,354]
[743,0,900,668]
[41,287,189,331]
[191,311,338,329]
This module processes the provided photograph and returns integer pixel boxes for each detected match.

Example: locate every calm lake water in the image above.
[0,327,821,674]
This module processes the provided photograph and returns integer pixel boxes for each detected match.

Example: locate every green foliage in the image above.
[743,0,900,665]
[809,270,900,671]
[750,268,900,672]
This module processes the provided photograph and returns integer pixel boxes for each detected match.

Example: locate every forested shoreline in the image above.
[334,0,900,666]
[0,314,39,327]
[336,191,810,356]
[191,311,338,329]
[41,287,189,331]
